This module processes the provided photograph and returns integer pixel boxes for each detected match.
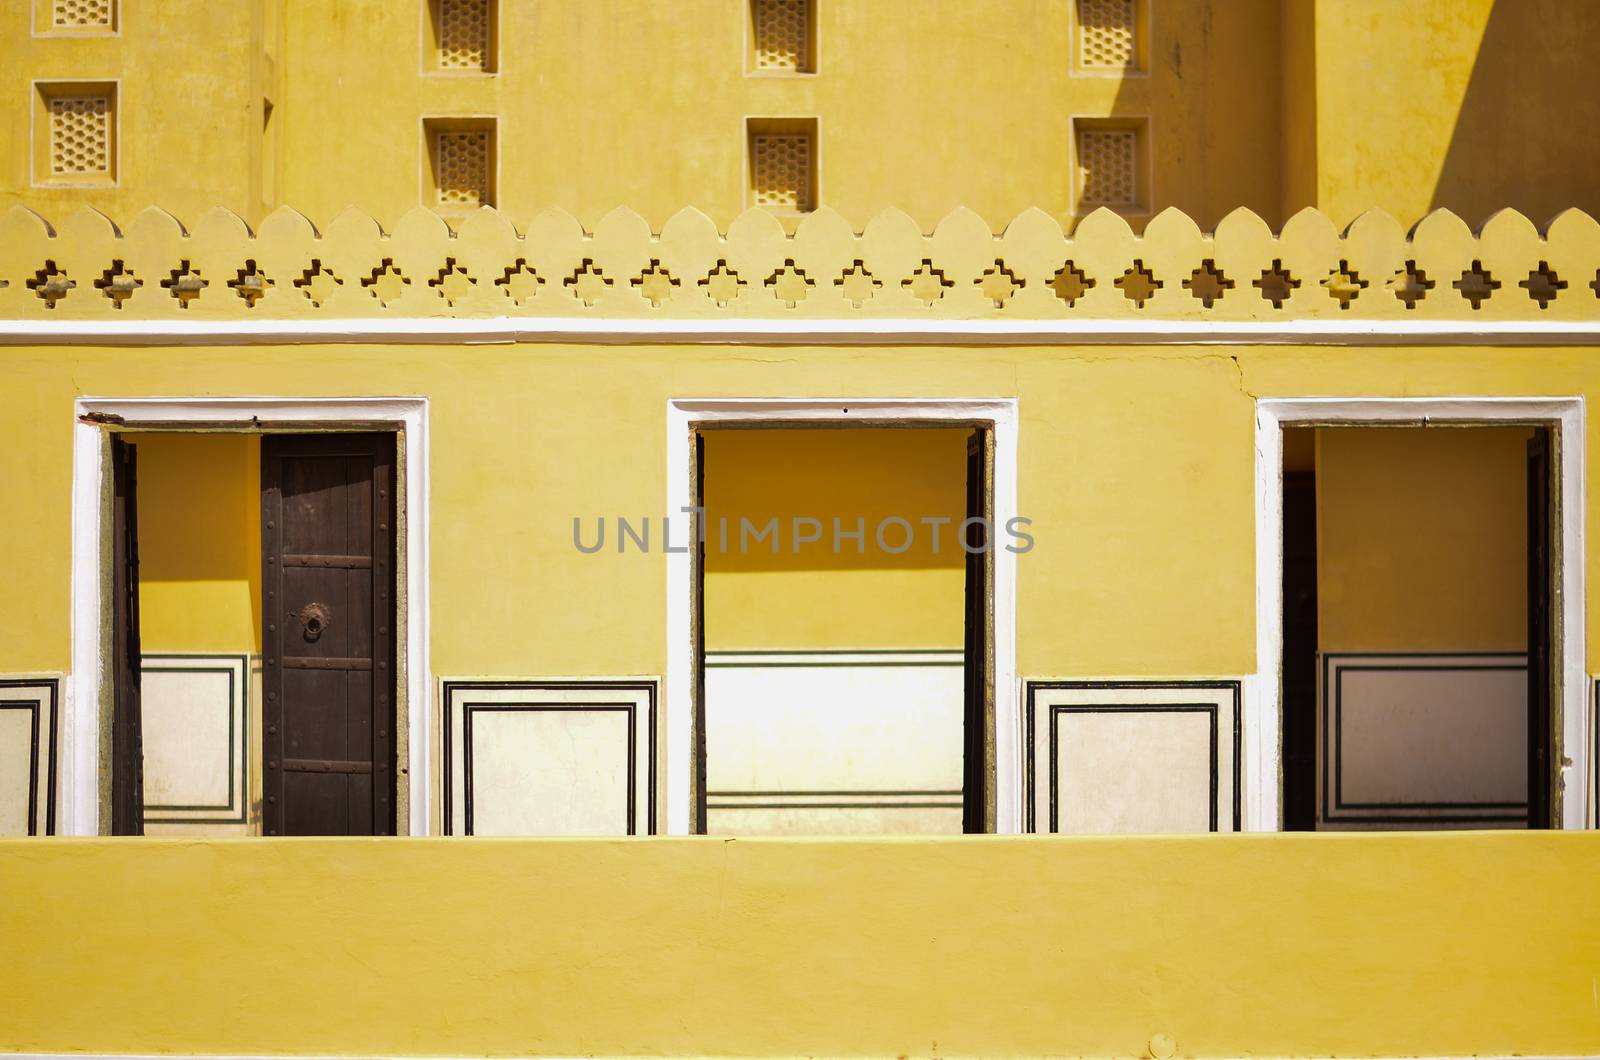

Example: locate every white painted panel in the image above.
[708,805,963,835]
[705,650,964,836]
[1026,682,1240,834]
[140,655,248,825]
[1321,653,1528,827]
[441,681,656,836]
[0,708,35,836]
[0,678,58,836]
[142,670,232,808]
[467,709,632,836]
[1054,709,1213,834]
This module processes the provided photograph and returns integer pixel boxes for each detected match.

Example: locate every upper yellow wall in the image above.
[133,432,262,655]
[1310,0,1600,228]
[0,0,280,223]
[703,427,967,650]
[1,833,1597,1057]
[277,0,1284,232]
[6,1,1598,232]
[2,1,1287,230]
[1316,426,1530,653]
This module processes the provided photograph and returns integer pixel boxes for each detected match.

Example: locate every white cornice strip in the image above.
[1,316,1598,345]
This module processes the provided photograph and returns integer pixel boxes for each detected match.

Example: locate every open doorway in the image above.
[103,429,399,836]
[1279,424,1554,830]
[690,424,995,835]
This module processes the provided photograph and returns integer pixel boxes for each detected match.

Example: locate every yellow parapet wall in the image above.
[1,834,1597,1057]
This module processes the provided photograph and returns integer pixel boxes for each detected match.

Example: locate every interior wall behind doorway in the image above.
[700,428,969,835]
[133,433,262,835]
[702,428,968,650]
[1310,425,1534,830]
[1316,427,1529,655]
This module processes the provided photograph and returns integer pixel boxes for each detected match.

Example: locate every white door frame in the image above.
[665,397,1022,835]
[1253,396,1588,831]
[67,397,432,836]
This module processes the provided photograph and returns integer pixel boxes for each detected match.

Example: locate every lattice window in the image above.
[49,94,112,176]
[1077,127,1138,207]
[435,129,490,207]
[750,131,813,211]
[437,0,491,71]
[753,0,811,72]
[1077,0,1137,70]
[52,0,113,28]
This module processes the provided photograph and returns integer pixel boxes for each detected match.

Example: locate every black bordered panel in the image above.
[139,653,250,826]
[0,677,60,836]
[1025,680,1242,834]
[441,679,657,836]
[1320,652,1528,827]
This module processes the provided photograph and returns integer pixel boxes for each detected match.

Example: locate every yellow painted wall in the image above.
[7,342,1600,684]
[1310,0,1600,227]
[1,833,1598,1057]
[0,0,282,223]
[276,0,1285,232]
[5,2,1598,232]
[133,432,262,655]
[703,427,966,650]
[1316,426,1530,653]
[2,1,1288,230]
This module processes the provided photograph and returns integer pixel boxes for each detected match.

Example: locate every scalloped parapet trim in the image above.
[1,203,1597,320]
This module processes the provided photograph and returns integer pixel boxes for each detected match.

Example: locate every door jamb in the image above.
[68,397,431,836]
[664,397,1022,836]
[1253,397,1588,831]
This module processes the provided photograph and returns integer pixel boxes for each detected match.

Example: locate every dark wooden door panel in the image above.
[110,435,145,836]
[962,427,993,834]
[692,429,707,834]
[1527,428,1552,829]
[1281,470,1318,831]
[263,433,396,836]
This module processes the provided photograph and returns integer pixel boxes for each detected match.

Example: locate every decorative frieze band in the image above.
[1,203,1597,321]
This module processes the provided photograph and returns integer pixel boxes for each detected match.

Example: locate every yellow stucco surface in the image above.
[6,2,1595,230]
[703,427,967,650]
[132,431,263,655]
[1316,425,1530,653]
[0,833,1597,1057]
[0,0,279,222]
[1310,0,1600,228]
[272,0,1285,231]
[5,342,1600,682]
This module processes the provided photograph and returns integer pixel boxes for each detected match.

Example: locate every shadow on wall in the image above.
[1431,0,1600,226]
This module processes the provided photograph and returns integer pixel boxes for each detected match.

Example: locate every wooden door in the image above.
[262,433,397,836]
[1280,470,1319,830]
[962,428,993,833]
[692,429,708,834]
[110,436,145,836]
[1526,428,1552,828]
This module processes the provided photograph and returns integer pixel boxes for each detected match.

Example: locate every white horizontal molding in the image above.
[6,317,1600,346]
